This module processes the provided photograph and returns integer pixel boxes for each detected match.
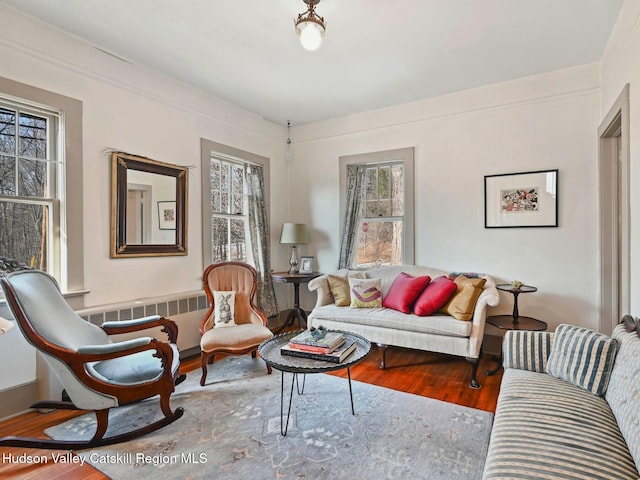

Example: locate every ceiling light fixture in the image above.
[294,0,326,52]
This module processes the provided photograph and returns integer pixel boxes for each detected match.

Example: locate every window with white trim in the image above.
[201,139,271,270]
[0,98,62,278]
[340,147,415,268]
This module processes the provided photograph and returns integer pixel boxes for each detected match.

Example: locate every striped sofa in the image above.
[483,319,640,480]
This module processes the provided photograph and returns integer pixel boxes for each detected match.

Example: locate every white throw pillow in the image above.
[348,277,383,308]
[213,290,236,327]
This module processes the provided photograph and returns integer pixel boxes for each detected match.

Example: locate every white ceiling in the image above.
[2,0,623,126]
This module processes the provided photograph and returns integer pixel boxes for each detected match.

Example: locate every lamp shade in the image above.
[280,223,309,245]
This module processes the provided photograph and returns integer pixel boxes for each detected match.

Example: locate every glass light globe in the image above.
[299,22,323,51]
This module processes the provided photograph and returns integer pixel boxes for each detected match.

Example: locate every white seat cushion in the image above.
[200,323,273,353]
[310,304,472,338]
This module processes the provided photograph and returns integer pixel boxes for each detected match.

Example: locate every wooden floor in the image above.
[0,338,503,480]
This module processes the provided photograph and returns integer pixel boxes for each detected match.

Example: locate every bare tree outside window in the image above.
[355,162,404,268]
[210,157,247,263]
[0,103,58,272]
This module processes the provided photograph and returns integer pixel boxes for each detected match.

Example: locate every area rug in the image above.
[46,356,493,479]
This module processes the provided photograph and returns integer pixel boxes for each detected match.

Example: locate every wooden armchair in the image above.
[199,262,273,385]
[0,270,185,450]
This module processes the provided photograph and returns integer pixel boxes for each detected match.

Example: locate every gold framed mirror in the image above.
[111,152,188,258]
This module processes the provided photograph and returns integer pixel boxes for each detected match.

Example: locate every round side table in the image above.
[271,271,321,333]
[489,284,546,330]
[486,284,547,375]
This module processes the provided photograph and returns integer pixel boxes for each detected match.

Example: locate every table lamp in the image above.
[280,223,309,273]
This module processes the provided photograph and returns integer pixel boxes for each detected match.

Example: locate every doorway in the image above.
[126,183,152,244]
[598,85,630,335]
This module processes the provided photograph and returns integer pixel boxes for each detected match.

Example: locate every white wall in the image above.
[0,6,290,307]
[290,64,602,331]
[600,0,640,314]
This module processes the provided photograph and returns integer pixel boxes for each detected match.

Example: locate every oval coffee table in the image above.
[258,330,371,436]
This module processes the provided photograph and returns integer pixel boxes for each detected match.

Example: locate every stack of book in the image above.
[281,330,357,363]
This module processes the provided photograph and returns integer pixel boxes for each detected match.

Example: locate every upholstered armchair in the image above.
[199,262,273,385]
[0,270,185,450]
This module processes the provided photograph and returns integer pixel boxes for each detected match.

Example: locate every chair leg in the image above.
[200,352,212,386]
[159,391,174,419]
[91,409,109,442]
[255,348,272,374]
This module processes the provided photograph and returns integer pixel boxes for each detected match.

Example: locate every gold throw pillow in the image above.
[327,275,351,306]
[440,275,487,320]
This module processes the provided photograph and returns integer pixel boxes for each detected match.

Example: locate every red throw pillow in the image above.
[382,272,432,314]
[414,276,457,316]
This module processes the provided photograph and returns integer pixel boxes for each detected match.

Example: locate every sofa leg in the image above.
[377,344,388,369]
[466,357,481,389]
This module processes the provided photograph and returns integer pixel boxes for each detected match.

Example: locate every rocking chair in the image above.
[0,270,185,450]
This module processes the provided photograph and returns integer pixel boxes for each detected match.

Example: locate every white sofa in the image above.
[307,265,500,388]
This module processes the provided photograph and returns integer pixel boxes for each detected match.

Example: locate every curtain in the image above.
[245,163,279,317]
[338,164,366,269]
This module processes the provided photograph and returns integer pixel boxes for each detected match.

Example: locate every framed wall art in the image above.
[484,169,558,228]
[158,201,177,230]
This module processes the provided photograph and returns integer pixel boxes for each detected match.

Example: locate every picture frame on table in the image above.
[484,169,558,228]
[299,256,314,274]
[158,201,177,230]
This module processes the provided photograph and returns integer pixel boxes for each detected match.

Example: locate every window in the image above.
[0,99,61,277]
[209,156,247,263]
[357,162,404,266]
[339,148,414,268]
[0,77,83,300]
[200,139,271,268]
